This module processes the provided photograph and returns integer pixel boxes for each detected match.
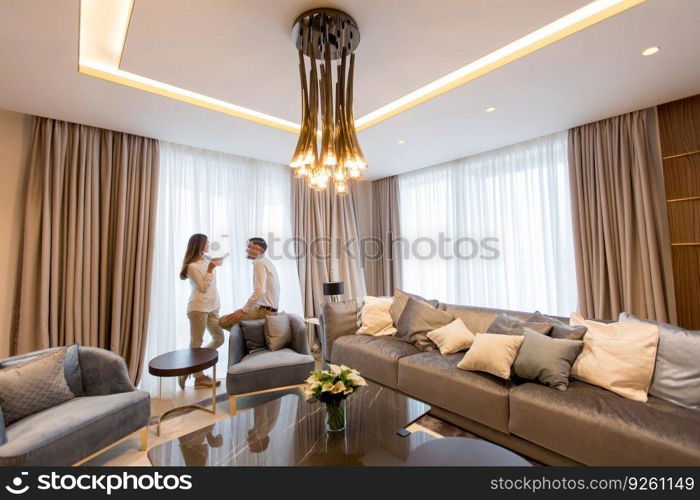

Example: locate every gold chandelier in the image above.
[290,8,367,195]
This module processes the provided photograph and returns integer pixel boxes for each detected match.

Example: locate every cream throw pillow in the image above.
[356,296,396,336]
[569,312,659,402]
[457,333,524,379]
[427,319,475,355]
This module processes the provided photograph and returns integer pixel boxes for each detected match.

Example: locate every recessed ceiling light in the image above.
[397,140,405,144]
[485,107,496,113]
[642,46,660,56]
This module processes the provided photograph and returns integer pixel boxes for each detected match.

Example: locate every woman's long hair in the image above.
[180,233,208,280]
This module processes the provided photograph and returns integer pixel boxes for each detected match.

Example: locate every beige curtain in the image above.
[369,176,402,296]
[568,108,676,322]
[14,117,159,382]
[292,178,366,317]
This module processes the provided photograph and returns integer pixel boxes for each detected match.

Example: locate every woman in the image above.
[179,233,225,389]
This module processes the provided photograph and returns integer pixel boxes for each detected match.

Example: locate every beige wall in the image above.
[0,109,31,357]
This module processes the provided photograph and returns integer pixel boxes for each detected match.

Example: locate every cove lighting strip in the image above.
[78,0,644,135]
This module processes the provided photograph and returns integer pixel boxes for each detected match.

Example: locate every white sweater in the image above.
[186,258,220,313]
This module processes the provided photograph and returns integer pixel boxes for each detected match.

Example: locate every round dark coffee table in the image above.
[148,348,219,435]
[407,437,531,466]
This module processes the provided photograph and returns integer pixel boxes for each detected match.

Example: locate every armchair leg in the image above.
[229,395,237,416]
[139,426,148,451]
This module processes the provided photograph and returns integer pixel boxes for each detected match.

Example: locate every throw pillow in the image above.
[570,313,659,402]
[389,289,439,326]
[529,311,587,340]
[513,328,584,391]
[487,312,552,336]
[264,313,292,351]
[241,319,267,353]
[396,297,455,352]
[426,318,475,355]
[457,333,524,379]
[0,348,75,425]
[320,298,362,360]
[620,312,700,410]
[357,296,396,336]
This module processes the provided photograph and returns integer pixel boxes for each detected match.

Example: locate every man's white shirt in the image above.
[242,255,280,313]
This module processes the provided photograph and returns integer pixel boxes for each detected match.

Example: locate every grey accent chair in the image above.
[227,313,315,415]
[0,346,150,466]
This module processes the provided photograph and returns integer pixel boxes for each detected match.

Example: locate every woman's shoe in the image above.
[193,375,221,388]
[178,374,189,390]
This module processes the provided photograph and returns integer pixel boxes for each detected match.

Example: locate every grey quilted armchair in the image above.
[0,346,150,466]
[227,313,315,415]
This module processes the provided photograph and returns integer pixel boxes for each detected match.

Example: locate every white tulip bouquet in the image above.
[304,364,367,431]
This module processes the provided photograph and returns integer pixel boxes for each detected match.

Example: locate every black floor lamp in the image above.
[323,281,345,303]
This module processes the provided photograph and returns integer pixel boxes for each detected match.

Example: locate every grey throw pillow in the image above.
[620,312,700,410]
[0,348,75,425]
[264,313,292,352]
[396,297,455,352]
[390,289,439,326]
[241,319,267,353]
[513,329,584,391]
[487,312,552,336]
[1,345,84,396]
[320,298,362,360]
[530,311,587,340]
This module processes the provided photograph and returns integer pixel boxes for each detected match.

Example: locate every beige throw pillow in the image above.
[569,313,659,402]
[457,333,524,379]
[357,296,396,336]
[427,318,475,355]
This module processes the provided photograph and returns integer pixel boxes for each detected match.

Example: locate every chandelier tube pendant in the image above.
[290,8,367,195]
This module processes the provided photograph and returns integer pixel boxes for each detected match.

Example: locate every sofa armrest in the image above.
[228,324,246,366]
[79,347,135,396]
[288,314,311,355]
[319,298,362,362]
[0,408,6,446]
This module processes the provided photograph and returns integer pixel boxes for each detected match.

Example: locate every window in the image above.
[398,132,576,316]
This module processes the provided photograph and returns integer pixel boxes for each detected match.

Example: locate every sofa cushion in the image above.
[620,312,700,410]
[357,296,396,336]
[264,313,292,351]
[0,345,84,397]
[512,329,583,391]
[533,311,587,340]
[320,298,362,361]
[398,351,512,433]
[227,348,315,395]
[330,335,420,389]
[570,313,659,402]
[0,348,75,426]
[240,319,267,353]
[440,304,531,336]
[396,297,454,352]
[0,391,150,466]
[390,289,439,325]
[487,312,552,336]
[509,380,700,466]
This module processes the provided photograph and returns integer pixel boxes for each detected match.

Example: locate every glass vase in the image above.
[325,399,346,432]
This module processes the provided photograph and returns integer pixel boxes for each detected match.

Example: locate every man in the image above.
[220,237,280,330]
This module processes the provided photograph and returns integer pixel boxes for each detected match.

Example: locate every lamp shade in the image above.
[323,281,345,296]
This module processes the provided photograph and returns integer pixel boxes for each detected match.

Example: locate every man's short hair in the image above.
[248,237,268,252]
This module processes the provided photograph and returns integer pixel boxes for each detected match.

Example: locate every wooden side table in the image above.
[148,348,219,435]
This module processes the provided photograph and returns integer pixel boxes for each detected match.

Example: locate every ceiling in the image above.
[1,0,699,179]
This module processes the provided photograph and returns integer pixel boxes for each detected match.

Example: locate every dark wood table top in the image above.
[148,348,218,377]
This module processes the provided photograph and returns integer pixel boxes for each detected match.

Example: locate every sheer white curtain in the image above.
[398,132,576,316]
[140,142,303,393]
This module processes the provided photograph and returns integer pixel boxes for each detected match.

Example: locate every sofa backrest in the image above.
[438,303,571,334]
